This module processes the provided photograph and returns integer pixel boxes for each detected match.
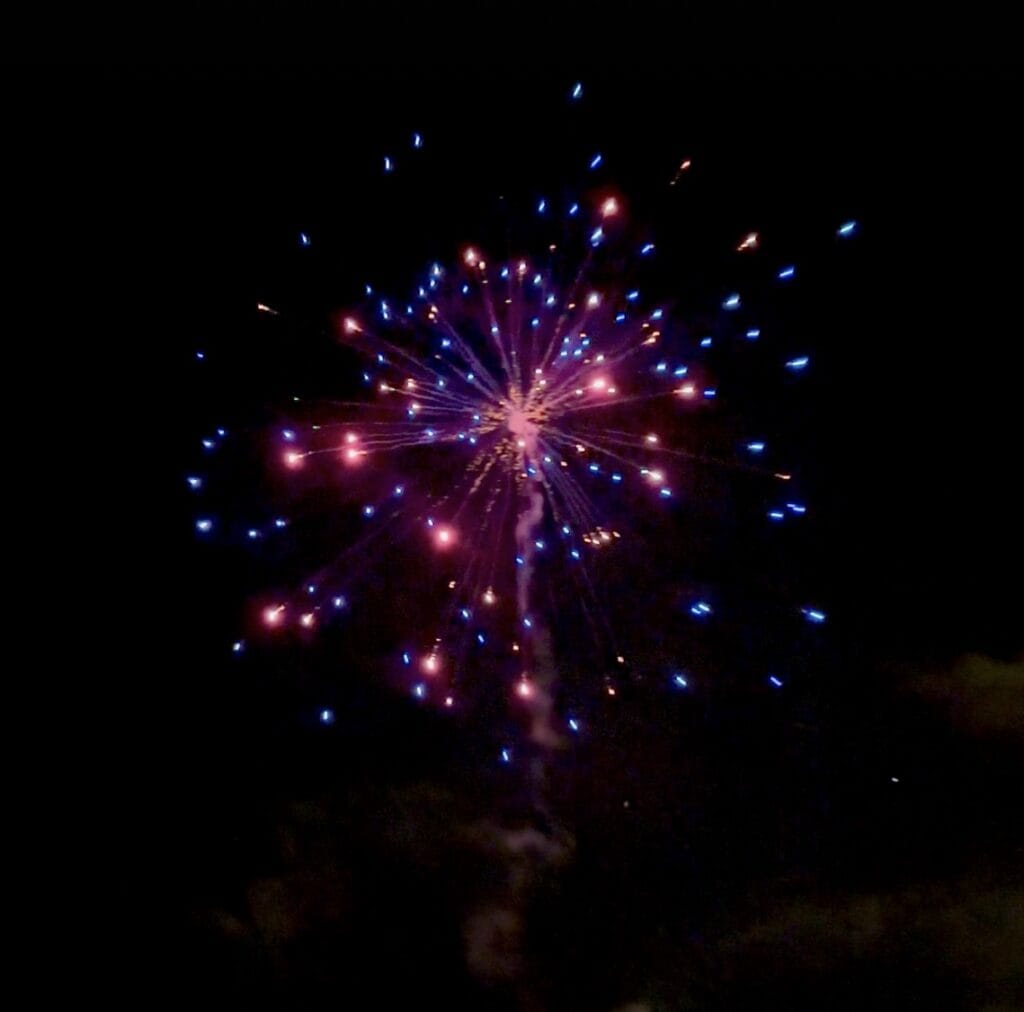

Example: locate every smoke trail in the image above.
[515,471,561,750]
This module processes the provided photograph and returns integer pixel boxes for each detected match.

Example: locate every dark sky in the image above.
[19,21,1021,1010]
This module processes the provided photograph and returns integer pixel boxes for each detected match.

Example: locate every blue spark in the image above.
[362,505,375,518]
[333,596,347,609]
[384,156,393,173]
[747,441,766,453]
[802,607,827,624]
[537,198,547,214]
[626,290,640,301]
[785,356,810,370]
[186,476,202,490]
[769,675,784,688]
[838,220,858,237]
[589,152,603,169]
[299,232,311,247]
[777,265,796,280]
[746,328,761,340]
[501,748,512,763]
[641,243,655,255]
[195,518,213,533]
[232,641,244,653]
[568,718,580,732]
[413,683,426,699]
[673,673,688,689]
[723,293,741,310]
[569,202,579,216]
[412,132,422,148]
[319,708,335,725]
[571,82,583,100]
[195,350,205,360]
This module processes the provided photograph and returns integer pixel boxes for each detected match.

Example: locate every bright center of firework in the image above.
[507,406,537,442]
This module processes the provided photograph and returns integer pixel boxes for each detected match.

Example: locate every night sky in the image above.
[22,21,1021,1010]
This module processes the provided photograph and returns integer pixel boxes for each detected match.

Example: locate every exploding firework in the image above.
[188,83,857,752]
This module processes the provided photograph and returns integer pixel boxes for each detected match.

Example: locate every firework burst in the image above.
[189,86,857,752]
